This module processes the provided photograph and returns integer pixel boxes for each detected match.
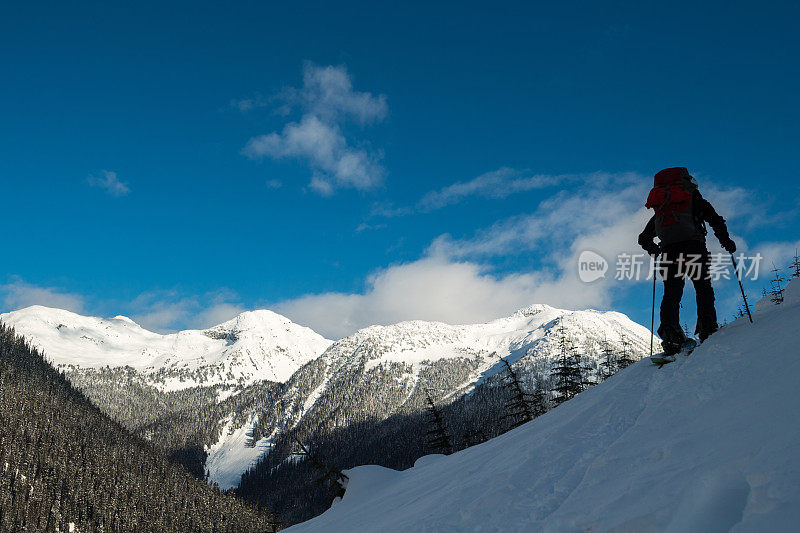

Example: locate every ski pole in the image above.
[650,254,658,357]
[730,252,754,323]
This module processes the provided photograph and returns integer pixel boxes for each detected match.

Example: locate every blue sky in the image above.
[1,1,799,338]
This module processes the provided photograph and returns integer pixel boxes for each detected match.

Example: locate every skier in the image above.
[638,167,736,357]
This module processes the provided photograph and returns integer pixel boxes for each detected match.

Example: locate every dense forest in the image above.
[0,324,279,532]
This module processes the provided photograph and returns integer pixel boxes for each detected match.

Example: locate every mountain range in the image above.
[1,302,653,524]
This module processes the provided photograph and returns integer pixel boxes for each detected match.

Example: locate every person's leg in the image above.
[658,248,686,353]
[690,245,718,341]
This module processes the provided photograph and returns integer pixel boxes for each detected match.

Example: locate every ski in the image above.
[651,338,698,368]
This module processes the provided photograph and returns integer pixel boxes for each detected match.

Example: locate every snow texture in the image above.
[205,416,275,490]
[289,281,800,532]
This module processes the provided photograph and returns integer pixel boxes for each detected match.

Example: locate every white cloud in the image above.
[194,301,247,329]
[244,115,383,191]
[702,183,797,232]
[276,173,650,338]
[230,95,267,112]
[88,170,130,197]
[274,255,618,340]
[243,63,386,194]
[128,290,245,333]
[367,168,587,220]
[0,277,86,314]
[126,291,194,332]
[369,202,414,218]
[428,172,646,259]
[755,240,800,275]
[231,98,255,112]
[309,172,335,196]
[0,280,246,333]
[356,222,387,232]
[299,63,387,125]
[418,168,574,211]
[275,258,563,339]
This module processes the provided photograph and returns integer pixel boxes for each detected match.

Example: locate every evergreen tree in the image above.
[292,437,348,505]
[550,325,589,406]
[598,338,617,381]
[769,264,786,304]
[424,394,453,455]
[791,249,800,279]
[497,356,546,429]
[617,335,635,370]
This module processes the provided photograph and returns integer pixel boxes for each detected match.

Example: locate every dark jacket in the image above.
[638,190,730,254]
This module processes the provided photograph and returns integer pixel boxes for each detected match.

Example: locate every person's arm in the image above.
[638,216,660,255]
[695,191,736,252]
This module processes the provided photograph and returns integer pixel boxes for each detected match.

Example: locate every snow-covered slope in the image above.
[0,306,332,390]
[289,281,800,532]
[206,414,276,490]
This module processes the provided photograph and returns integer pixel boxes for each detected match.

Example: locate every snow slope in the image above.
[206,415,276,490]
[289,281,800,532]
[0,306,332,390]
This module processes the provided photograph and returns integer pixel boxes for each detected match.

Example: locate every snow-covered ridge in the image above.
[312,304,652,400]
[289,282,800,532]
[0,305,332,390]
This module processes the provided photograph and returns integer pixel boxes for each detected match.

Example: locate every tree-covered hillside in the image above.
[0,324,279,532]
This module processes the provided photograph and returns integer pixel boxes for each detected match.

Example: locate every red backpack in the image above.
[645,167,704,245]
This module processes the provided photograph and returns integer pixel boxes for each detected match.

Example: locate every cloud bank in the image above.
[274,172,798,339]
[1,277,87,314]
[243,63,387,195]
[418,168,574,211]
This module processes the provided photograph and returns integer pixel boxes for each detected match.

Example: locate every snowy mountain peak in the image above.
[7,305,90,325]
[212,309,307,334]
[0,305,332,390]
[511,303,555,317]
[111,315,139,325]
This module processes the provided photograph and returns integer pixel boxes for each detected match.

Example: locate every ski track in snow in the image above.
[288,281,800,532]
